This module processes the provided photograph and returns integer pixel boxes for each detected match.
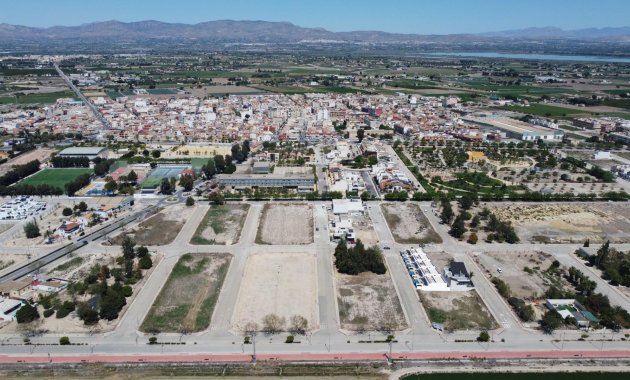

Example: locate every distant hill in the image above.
[0,20,629,44]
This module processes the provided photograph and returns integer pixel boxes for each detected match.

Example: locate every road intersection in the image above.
[0,199,629,363]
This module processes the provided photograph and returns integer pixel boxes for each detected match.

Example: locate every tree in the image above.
[127,170,138,183]
[103,179,117,194]
[160,177,173,195]
[76,302,99,325]
[77,201,88,213]
[289,315,309,335]
[357,128,365,142]
[185,196,195,206]
[262,314,286,334]
[151,150,161,159]
[179,174,194,191]
[458,194,475,210]
[440,202,454,224]
[209,192,224,205]
[467,232,478,245]
[59,336,70,345]
[16,302,39,323]
[360,191,370,201]
[214,155,225,173]
[449,214,467,239]
[62,207,73,216]
[24,220,40,239]
[540,310,564,333]
[142,149,150,157]
[139,255,153,270]
[202,159,216,178]
[477,331,490,342]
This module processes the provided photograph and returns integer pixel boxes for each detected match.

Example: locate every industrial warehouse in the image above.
[465,115,564,141]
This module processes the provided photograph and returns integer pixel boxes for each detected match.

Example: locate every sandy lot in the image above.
[474,251,571,300]
[191,204,249,245]
[256,203,313,245]
[489,203,630,244]
[142,253,231,333]
[0,148,56,176]
[419,291,497,331]
[351,213,378,246]
[381,203,441,244]
[336,271,407,332]
[111,204,189,246]
[231,252,318,332]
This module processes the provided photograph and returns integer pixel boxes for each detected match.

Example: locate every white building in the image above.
[593,151,611,160]
[401,248,449,291]
[332,199,364,214]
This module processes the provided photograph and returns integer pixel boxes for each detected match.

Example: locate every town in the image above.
[2,9,630,380]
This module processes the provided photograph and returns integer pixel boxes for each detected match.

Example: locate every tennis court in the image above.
[142,165,189,189]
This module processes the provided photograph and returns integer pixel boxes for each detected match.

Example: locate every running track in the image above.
[2,350,630,364]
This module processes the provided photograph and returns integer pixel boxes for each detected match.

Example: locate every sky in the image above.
[1,0,628,34]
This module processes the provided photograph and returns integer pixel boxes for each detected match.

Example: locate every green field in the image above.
[19,168,92,190]
[403,373,629,380]
[502,103,590,118]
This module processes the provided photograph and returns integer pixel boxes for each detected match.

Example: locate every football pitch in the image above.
[19,168,93,190]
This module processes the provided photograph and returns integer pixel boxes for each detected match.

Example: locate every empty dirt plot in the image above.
[111,205,189,246]
[351,213,378,246]
[0,148,55,176]
[475,251,572,300]
[419,291,497,331]
[381,203,441,244]
[231,252,318,332]
[336,271,407,332]
[142,253,231,333]
[489,203,630,244]
[256,203,313,245]
[191,204,250,245]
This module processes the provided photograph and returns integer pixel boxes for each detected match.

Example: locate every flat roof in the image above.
[59,146,108,155]
[465,116,561,136]
[216,173,313,180]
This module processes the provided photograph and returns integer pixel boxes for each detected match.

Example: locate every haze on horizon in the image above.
[1,0,629,35]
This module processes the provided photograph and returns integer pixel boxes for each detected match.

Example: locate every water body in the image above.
[402,373,629,380]
[417,52,630,63]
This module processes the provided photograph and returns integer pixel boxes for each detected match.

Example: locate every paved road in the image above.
[2,199,630,361]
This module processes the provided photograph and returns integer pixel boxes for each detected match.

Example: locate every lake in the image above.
[416,52,630,63]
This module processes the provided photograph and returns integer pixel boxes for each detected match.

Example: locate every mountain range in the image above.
[0,20,629,44]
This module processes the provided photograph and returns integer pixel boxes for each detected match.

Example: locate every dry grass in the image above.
[336,271,407,332]
[141,253,231,333]
[419,291,497,331]
[381,203,442,244]
[256,203,313,245]
[191,204,249,245]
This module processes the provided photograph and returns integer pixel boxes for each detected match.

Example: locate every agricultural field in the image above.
[381,203,441,244]
[231,252,318,333]
[336,271,408,332]
[18,168,92,191]
[502,103,591,118]
[419,291,497,331]
[256,203,313,245]
[190,204,250,245]
[489,203,630,244]
[141,253,231,333]
[110,204,189,246]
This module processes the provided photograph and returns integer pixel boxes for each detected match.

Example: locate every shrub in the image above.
[139,255,153,270]
[24,221,40,239]
[16,302,39,323]
[467,232,478,245]
[62,207,73,216]
[43,309,54,318]
[149,336,158,345]
[477,331,490,342]
[59,336,70,345]
[285,335,294,343]
[185,196,195,206]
